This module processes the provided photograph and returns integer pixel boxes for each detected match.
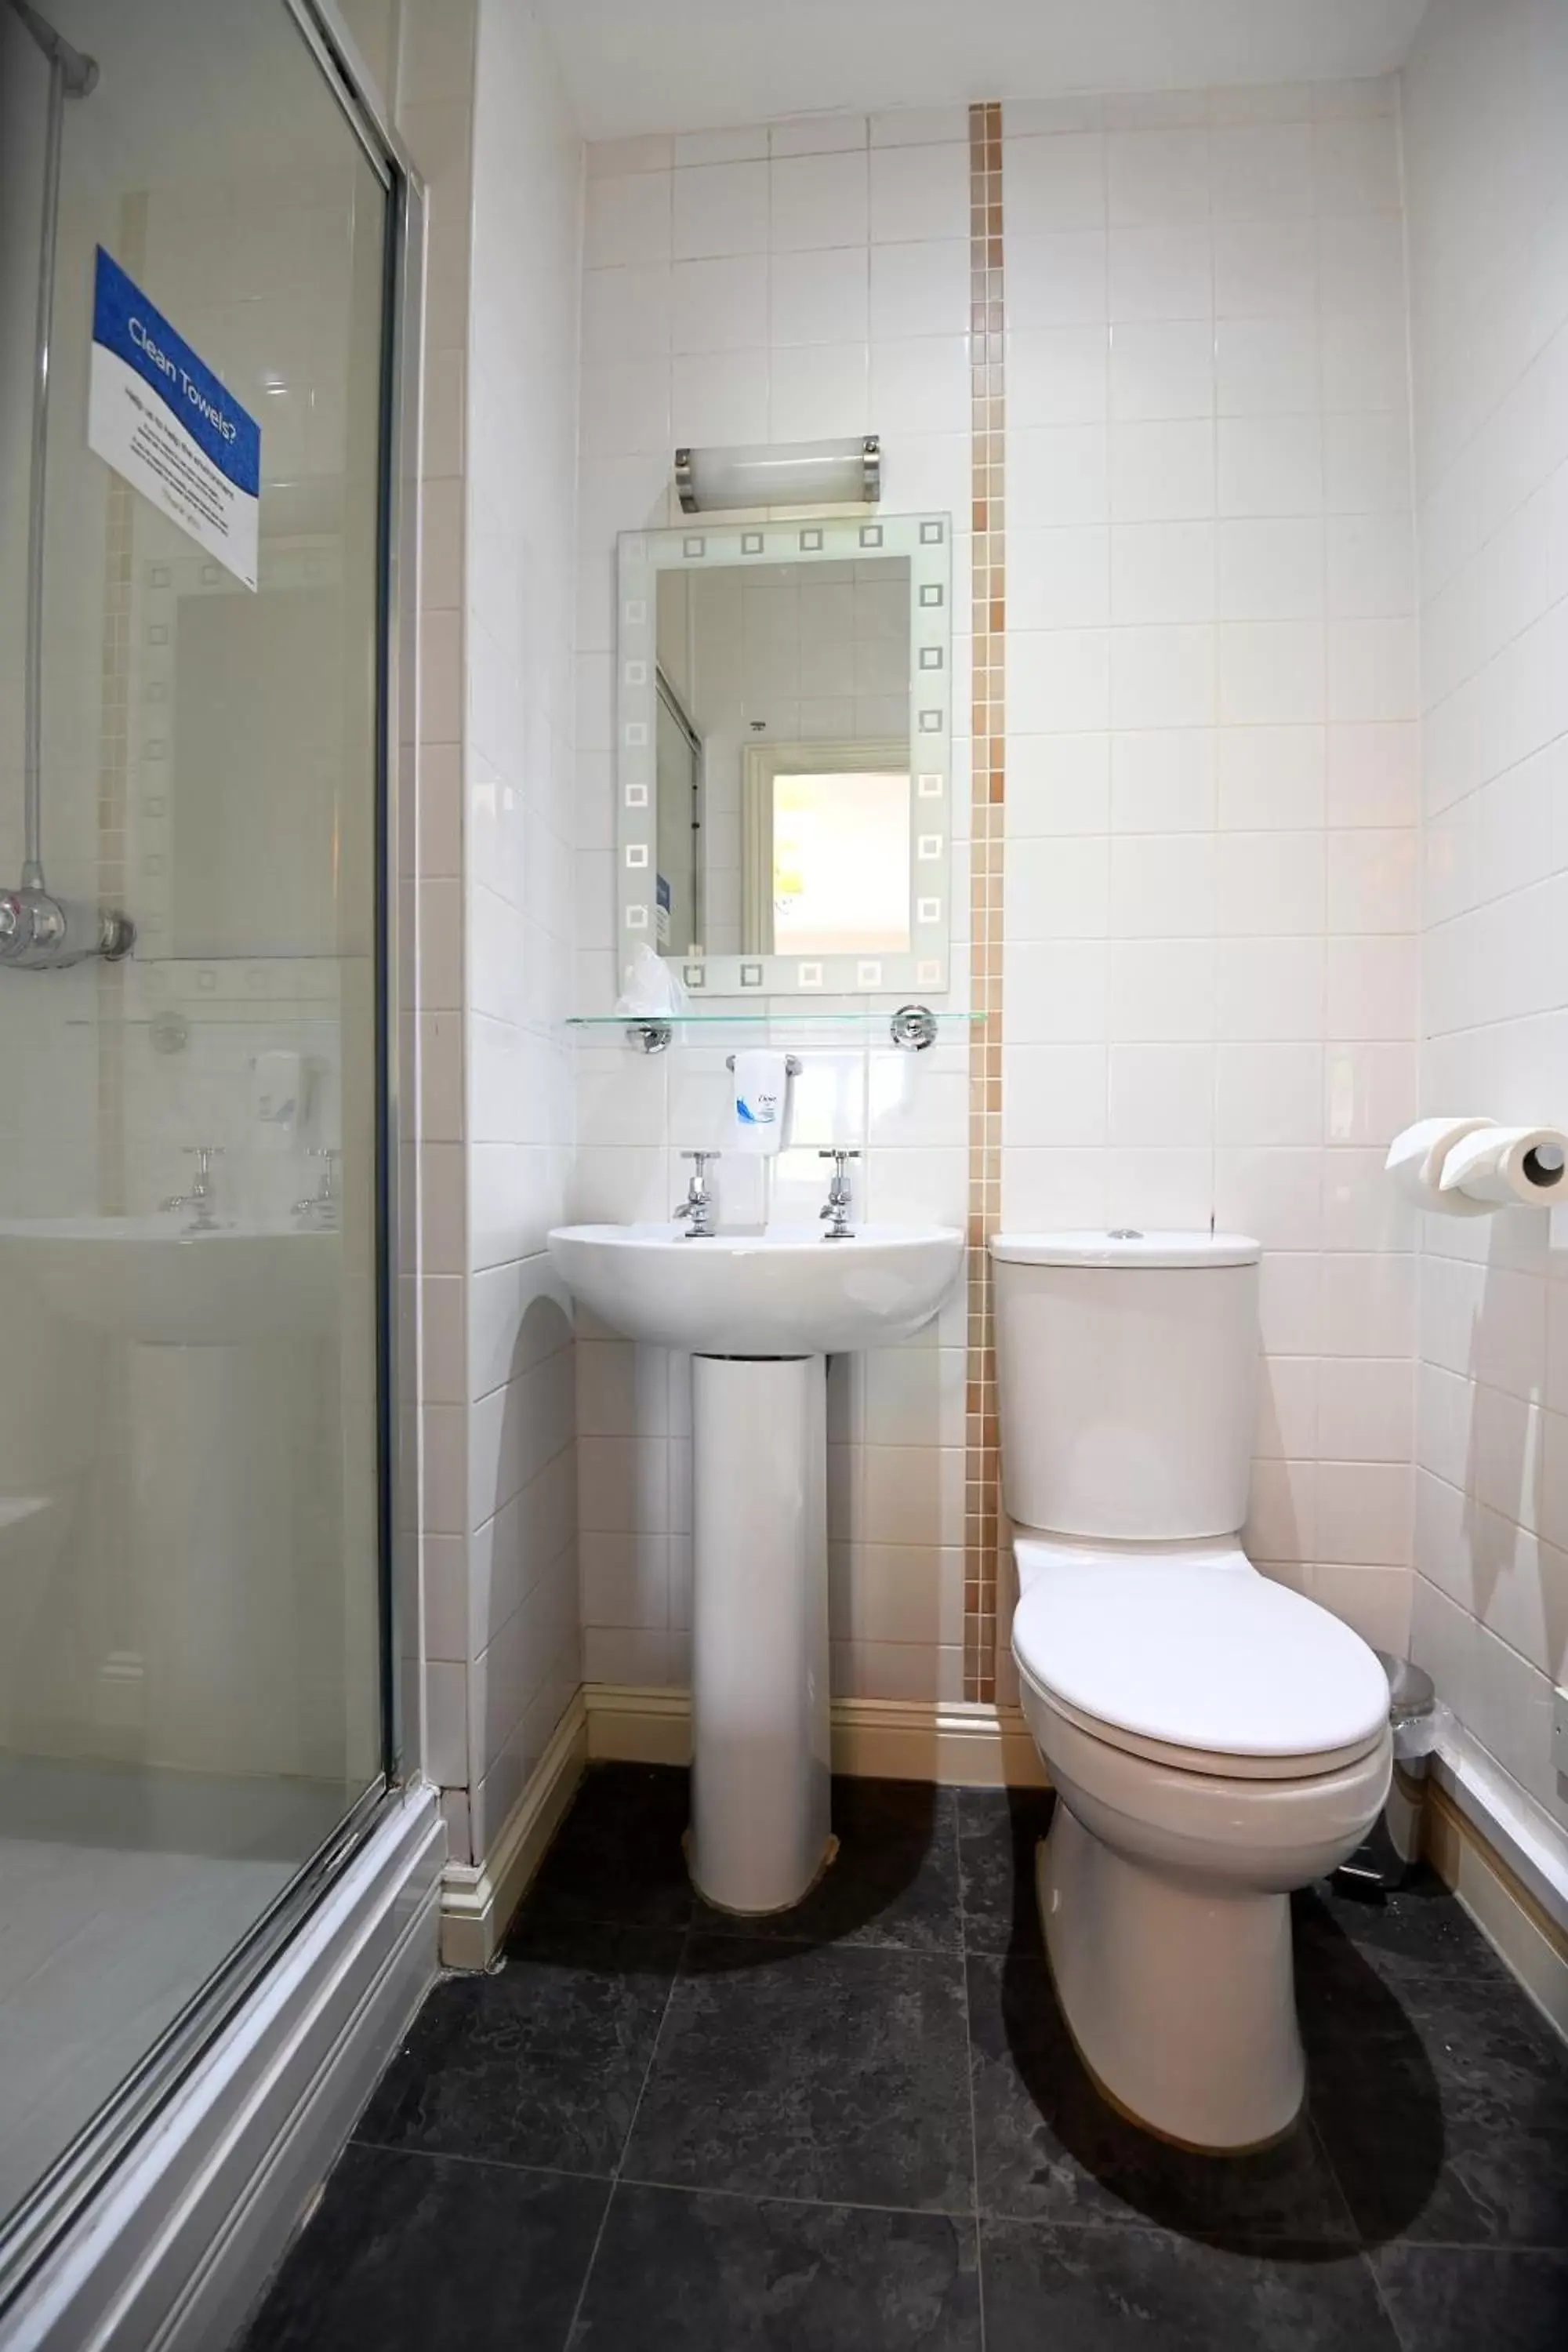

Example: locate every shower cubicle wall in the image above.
[0,0,413,2262]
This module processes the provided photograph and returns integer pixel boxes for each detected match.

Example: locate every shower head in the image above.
[3,0,97,94]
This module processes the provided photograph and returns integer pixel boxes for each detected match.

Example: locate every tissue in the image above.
[1385,1117,1495,1215]
[1438,1124,1568,1209]
[732,1049,793,1157]
[616,943,688,1017]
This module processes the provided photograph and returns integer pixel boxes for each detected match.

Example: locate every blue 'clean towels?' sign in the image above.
[86,247,260,589]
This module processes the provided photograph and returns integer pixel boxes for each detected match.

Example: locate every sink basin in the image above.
[547,1222,964,1355]
[0,1217,341,1345]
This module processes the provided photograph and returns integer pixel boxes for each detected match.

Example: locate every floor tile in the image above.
[1302,1944,1568,2247]
[1294,1869,1510,1981]
[354,1923,681,2175]
[967,1952,1356,2247]
[516,1765,694,1931]
[623,1935,974,2211]
[695,1778,964,1952]
[240,2144,606,2351]
[955,1786,1056,1955]
[569,2184,982,2349]
[1372,2245,1568,2350]
[981,2217,1399,2351]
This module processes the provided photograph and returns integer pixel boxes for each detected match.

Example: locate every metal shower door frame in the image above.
[0,0,427,2312]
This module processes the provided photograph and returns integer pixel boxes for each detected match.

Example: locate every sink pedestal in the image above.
[688,1355,831,1913]
[546,1220,966,1916]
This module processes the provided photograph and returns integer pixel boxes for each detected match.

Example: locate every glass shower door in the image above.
[0,0,393,2234]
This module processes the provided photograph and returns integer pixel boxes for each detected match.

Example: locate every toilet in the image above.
[990,1229,1392,2154]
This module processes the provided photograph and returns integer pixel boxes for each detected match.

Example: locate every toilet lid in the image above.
[1011,1564,1390,1769]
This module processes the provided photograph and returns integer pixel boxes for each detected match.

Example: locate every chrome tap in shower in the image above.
[292,1149,343,1232]
[0,1,133,971]
[161,1146,225,1232]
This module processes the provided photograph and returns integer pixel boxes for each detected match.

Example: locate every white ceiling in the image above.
[543,0,1431,143]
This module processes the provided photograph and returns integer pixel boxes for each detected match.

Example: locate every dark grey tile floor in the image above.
[241,1766,1568,2350]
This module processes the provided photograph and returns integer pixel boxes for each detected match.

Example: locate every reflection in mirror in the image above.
[618,514,950,996]
[655,557,910,960]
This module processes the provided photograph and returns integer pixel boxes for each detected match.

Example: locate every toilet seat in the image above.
[1011,1558,1389,1781]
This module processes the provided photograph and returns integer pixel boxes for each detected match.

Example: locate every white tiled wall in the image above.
[574,82,1422,1704]
[996,78,1420,1666]
[397,0,584,1866]
[573,111,975,1702]
[1401,0,1568,1878]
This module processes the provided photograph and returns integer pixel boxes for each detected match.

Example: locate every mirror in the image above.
[616,513,951,997]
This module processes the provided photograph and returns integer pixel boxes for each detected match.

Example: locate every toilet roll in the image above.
[1437,1124,1568,1209]
[1385,1117,1496,1214]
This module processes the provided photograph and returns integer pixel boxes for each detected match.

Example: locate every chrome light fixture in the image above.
[675,435,880,514]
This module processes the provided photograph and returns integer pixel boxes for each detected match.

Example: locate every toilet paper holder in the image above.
[1387,1117,1568,1214]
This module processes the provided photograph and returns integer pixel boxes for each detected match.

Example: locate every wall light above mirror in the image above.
[615,511,952,1000]
[675,435,880,514]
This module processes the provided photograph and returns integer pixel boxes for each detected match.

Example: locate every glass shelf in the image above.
[565,1010,981,1027]
[567,1006,981,1052]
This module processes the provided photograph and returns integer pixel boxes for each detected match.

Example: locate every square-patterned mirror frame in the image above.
[615,512,953,999]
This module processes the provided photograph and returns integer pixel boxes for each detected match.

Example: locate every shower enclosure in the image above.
[0,0,415,2294]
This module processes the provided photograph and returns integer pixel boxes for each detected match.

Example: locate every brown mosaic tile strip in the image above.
[964,103,1004,1703]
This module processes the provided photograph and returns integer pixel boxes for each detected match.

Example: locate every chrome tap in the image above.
[818,1149,859,1240]
[674,1150,720,1239]
[292,1147,342,1232]
[162,1145,224,1232]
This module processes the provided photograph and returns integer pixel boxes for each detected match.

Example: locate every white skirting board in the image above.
[434,1686,1038,1971]
[583,1682,1048,1789]
[0,1784,445,2352]
[438,1696,589,1971]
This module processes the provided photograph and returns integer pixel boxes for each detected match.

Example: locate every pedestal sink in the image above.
[0,1217,344,1773]
[0,1215,339,1343]
[548,1222,964,1914]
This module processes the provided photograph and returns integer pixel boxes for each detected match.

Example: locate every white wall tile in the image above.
[672,255,768,352]
[868,238,969,337]
[1007,232,1109,328]
[672,349,770,442]
[770,151,869,250]
[770,115,868,158]
[1005,134,1106,232]
[673,160,769,259]
[1218,520,1323,620]
[585,172,672,269]
[1216,319,1321,416]
[1012,426,1109,526]
[1109,225,1213,321]
[1110,421,1215,521]
[869,143,968,244]
[1213,219,1316,316]
[769,246,869,345]
[768,343,869,438]
[1109,320,1215,421]
[1109,524,1214,624]
[1110,624,1217,728]
[1108,128,1211,226]
[566,73,1425,1729]
[1110,728,1216,829]
[1008,326,1109,426]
